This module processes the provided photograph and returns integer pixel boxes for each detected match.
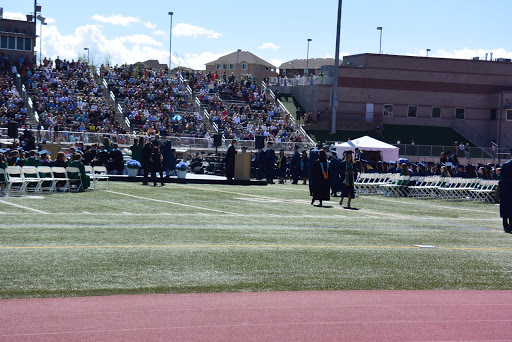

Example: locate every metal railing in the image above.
[453,119,485,147]
[394,143,510,162]
[0,128,313,151]
[262,82,316,146]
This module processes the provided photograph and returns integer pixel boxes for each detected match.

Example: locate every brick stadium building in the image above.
[205,51,277,83]
[286,53,512,148]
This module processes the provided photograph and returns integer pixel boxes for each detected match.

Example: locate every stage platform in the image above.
[108,173,268,186]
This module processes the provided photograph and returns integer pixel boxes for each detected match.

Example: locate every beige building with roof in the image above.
[205,51,277,82]
[279,58,337,78]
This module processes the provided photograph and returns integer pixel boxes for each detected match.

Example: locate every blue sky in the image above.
[4,0,512,70]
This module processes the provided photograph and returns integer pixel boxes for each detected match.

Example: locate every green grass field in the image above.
[1,182,510,299]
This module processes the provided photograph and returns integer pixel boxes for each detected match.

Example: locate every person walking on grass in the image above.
[339,151,356,209]
[311,149,330,206]
[500,150,512,234]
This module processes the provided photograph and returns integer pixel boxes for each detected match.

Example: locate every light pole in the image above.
[377,27,382,54]
[305,38,312,77]
[236,49,241,81]
[36,15,46,66]
[426,48,431,57]
[168,11,173,78]
[331,0,342,134]
[84,47,89,66]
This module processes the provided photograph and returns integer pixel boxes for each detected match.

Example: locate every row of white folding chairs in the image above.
[1,165,109,197]
[355,173,499,202]
[84,165,110,190]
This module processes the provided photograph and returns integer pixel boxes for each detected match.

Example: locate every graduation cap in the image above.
[331,150,338,155]
[345,150,354,155]
[0,148,7,153]
[294,145,300,149]
[38,149,51,155]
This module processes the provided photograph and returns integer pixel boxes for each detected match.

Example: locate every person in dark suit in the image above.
[339,151,356,209]
[310,149,330,206]
[141,140,153,185]
[225,139,237,181]
[264,142,276,184]
[107,143,124,174]
[500,151,512,233]
[150,146,164,186]
[276,149,287,184]
[307,148,319,195]
[290,145,301,184]
[161,138,173,178]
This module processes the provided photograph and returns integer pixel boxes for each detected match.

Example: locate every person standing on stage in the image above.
[141,140,153,185]
[277,149,287,184]
[150,146,164,186]
[264,141,276,184]
[500,150,512,233]
[310,149,330,206]
[225,139,237,181]
[339,150,356,209]
[290,145,301,184]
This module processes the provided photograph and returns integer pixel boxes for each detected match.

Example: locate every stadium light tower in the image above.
[36,15,46,66]
[331,0,342,134]
[84,47,89,66]
[377,27,383,54]
[426,48,431,57]
[168,11,173,78]
[305,39,312,77]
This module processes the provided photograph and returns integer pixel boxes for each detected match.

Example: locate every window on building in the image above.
[229,64,234,70]
[0,36,7,49]
[507,109,512,121]
[216,64,222,70]
[24,38,32,51]
[16,37,24,50]
[223,64,228,70]
[432,106,441,118]
[8,36,15,50]
[242,63,248,70]
[383,104,393,117]
[256,65,260,71]
[455,108,465,119]
[490,109,497,120]
[408,105,418,118]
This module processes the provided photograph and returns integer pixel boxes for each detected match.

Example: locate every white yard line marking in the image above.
[365,196,496,214]
[106,190,242,216]
[0,199,48,214]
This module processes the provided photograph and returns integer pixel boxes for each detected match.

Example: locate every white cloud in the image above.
[38,23,216,70]
[119,34,162,46]
[46,18,57,25]
[259,43,280,51]
[91,14,140,26]
[144,21,157,29]
[153,30,167,37]
[3,11,25,21]
[173,23,222,39]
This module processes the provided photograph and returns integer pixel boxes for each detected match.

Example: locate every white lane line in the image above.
[106,190,242,216]
[0,199,48,214]
[365,196,496,214]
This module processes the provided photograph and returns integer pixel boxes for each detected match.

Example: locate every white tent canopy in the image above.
[333,136,399,162]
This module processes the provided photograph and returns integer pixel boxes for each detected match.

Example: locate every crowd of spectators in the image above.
[188,71,304,143]
[103,64,207,139]
[0,71,27,128]
[26,58,126,135]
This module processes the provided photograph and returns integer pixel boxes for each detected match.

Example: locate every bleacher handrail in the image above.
[110,91,115,102]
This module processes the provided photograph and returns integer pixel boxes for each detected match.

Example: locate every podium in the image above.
[234,153,251,181]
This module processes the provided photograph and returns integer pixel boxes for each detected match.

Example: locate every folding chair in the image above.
[5,166,25,196]
[37,166,56,194]
[51,167,70,192]
[66,167,83,192]
[92,166,109,190]
[21,166,42,195]
[84,165,96,190]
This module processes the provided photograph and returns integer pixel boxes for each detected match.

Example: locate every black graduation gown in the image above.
[225,145,236,179]
[311,160,330,201]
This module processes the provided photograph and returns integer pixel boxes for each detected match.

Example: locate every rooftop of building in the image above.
[205,51,276,68]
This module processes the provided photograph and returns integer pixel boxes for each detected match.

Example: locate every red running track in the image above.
[1,291,512,341]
